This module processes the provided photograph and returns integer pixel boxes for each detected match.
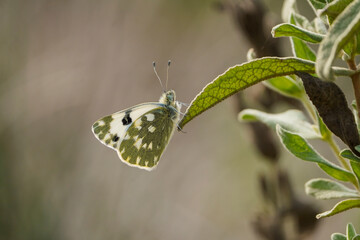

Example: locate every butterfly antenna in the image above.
[166,60,171,91]
[153,62,165,93]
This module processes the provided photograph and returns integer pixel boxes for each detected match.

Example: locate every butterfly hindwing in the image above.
[119,107,177,170]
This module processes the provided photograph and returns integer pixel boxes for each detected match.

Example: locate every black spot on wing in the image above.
[112,134,119,142]
[122,113,132,125]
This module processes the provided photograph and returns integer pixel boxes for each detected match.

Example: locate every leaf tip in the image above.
[356,145,360,152]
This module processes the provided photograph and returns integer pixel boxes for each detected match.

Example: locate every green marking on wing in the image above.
[119,108,176,169]
[92,115,113,141]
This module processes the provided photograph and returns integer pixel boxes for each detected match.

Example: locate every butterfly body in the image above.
[92,90,181,171]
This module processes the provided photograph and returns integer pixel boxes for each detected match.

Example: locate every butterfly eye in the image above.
[167,94,173,101]
[166,91,176,102]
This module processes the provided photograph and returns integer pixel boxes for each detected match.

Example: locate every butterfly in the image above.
[92,61,181,171]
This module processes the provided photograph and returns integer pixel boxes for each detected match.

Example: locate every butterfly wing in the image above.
[92,103,160,150]
[92,103,179,171]
[119,106,179,170]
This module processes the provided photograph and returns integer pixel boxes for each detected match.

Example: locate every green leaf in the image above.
[305,178,360,199]
[263,76,304,98]
[318,164,356,183]
[350,160,360,186]
[290,37,317,61]
[308,0,327,11]
[320,0,354,23]
[331,233,347,240]
[239,109,320,139]
[356,32,360,54]
[276,126,357,183]
[343,39,356,58]
[290,14,317,61]
[347,223,357,240]
[272,23,325,43]
[341,149,360,162]
[342,150,360,187]
[316,199,360,218]
[178,57,316,128]
[316,0,360,80]
[353,235,360,240]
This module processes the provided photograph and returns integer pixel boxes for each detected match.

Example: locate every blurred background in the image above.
[1,0,358,239]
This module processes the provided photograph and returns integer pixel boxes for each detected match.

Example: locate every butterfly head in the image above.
[159,90,176,106]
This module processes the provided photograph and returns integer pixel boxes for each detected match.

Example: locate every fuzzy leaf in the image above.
[347,223,357,240]
[316,0,360,80]
[331,233,347,240]
[350,160,360,186]
[320,0,354,23]
[314,17,328,35]
[316,199,360,218]
[291,12,314,31]
[341,149,360,162]
[305,178,360,199]
[296,72,360,156]
[239,109,320,139]
[263,76,304,98]
[276,126,357,183]
[308,0,327,11]
[290,13,317,61]
[272,23,325,43]
[178,57,316,128]
[342,150,360,185]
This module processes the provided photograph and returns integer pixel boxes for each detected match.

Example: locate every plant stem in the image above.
[346,59,360,189]
[301,95,317,123]
[327,136,351,171]
[347,59,360,120]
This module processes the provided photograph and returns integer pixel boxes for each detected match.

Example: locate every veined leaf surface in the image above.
[179,57,315,128]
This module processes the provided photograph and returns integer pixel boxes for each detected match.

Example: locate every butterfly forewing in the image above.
[119,107,177,169]
[92,103,162,150]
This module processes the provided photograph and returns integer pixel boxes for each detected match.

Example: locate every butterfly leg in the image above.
[178,101,189,107]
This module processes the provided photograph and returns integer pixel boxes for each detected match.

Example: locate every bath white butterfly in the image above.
[92,61,181,171]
